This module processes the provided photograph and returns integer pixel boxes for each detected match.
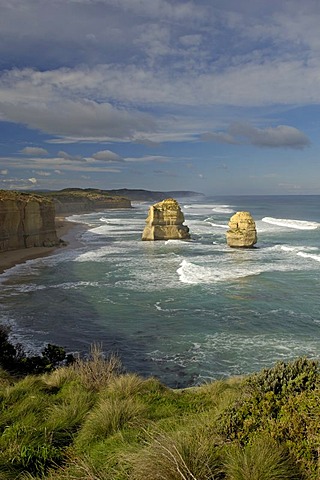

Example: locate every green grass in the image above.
[0,356,318,479]
[224,436,299,480]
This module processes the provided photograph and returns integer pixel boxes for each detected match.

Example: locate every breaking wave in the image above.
[262,217,319,230]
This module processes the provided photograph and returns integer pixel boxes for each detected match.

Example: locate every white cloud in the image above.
[28,177,37,184]
[20,146,49,156]
[124,155,170,163]
[92,150,123,162]
[0,154,125,174]
[0,169,8,175]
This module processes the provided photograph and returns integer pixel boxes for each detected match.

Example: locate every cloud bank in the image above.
[203,123,310,149]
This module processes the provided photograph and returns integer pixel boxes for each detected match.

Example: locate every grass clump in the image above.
[131,422,223,480]
[75,396,147,449]
[224,436,299,480]
[71,344,122,391]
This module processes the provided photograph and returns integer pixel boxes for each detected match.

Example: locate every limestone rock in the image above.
[142,198,190,241]
[226,211,257,248]
[0,191,59,251]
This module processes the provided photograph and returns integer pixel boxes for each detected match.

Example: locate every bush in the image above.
[218,358,320,479]
[246,357,320,397]
[0,325,73,375]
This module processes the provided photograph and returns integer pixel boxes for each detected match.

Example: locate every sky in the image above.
[1,0,320,195]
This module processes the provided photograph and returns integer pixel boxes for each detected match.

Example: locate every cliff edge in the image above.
[0,191,59,252]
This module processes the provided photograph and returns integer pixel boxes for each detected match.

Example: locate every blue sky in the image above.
[1,0,320,195]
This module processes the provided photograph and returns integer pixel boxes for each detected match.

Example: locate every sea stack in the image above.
[142,198,190,241]
[226,211,257,248]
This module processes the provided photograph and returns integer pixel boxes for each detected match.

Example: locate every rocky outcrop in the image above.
[49,189,132,214]
[226,211,257,248]
[0,191,59,252]
[142,198,190,241]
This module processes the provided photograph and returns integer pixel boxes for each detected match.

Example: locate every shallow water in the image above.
[1,195,319,387]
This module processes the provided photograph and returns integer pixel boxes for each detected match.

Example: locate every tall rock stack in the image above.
[142,198,190,241]
[226,211,257,248]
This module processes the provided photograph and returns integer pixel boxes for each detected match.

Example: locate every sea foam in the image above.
[176,259,263,284]
[262,217,319,230]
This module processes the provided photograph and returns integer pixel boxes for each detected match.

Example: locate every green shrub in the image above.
[246,357,320,397]
[218,358,320,479]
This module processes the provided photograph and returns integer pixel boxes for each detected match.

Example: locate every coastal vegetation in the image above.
[0,336,319,480]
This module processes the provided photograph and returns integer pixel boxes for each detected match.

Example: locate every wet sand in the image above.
[0,217,86,275]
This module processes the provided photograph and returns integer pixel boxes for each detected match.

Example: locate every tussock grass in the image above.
[3,376,53,404]
[224,436,299,480]
[131,421,223,480]
[41,452,127,480]
[106,373,149,398]
[197,377,244,415]
[71,344,122,391]
[43,365,78,389]
[45,388,94,446]
[0,367,12,387]
[76,396,147,448]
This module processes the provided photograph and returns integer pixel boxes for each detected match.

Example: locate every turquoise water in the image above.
[1,195,320,387]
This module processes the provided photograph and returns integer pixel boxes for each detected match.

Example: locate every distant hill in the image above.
[101,188,204,202]
[44,189,132,214]
[26,188,204,214]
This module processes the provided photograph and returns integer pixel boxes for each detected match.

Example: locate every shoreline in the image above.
[0,216,87,276]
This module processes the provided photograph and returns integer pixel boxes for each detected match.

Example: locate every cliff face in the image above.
[142,198,190,241]
[50,189,132,214]
[226,211,257,248]
[0,191,59,252]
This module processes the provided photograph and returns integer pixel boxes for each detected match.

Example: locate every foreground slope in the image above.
[0,353,318,479]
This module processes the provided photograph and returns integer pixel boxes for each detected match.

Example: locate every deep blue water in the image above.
[0,195,319,387]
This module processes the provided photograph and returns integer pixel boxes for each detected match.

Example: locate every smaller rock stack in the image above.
[226,211,257,248]
[142,198,190,241]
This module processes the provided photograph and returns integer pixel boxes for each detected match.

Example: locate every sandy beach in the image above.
[0,217,86,275]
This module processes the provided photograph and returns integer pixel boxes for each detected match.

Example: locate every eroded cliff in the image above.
[0,191,59,252]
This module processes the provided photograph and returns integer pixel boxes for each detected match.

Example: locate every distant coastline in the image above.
[0,188,203,275]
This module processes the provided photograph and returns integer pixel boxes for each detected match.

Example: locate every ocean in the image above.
[1,195,319,388]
